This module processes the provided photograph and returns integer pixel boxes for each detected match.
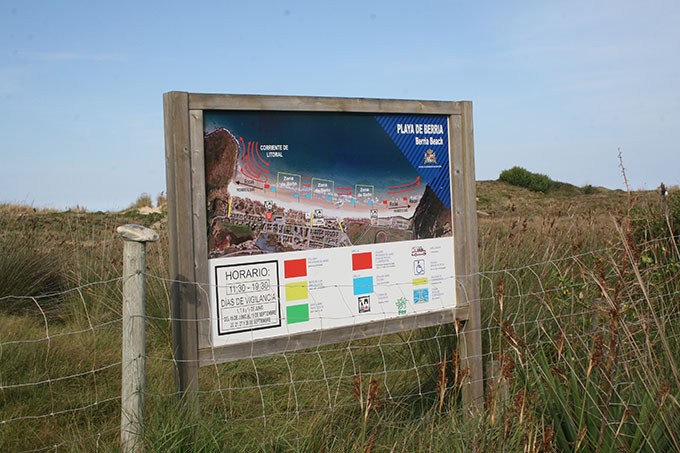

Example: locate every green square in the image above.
[286,304,309,324]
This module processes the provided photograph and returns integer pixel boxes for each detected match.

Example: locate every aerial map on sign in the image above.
[204,111,452,258]
[203,110,456,343]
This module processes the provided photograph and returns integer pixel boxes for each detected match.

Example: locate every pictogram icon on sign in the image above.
[358,296,370,313]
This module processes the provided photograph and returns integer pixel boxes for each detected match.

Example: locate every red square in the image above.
[284,259,307,278]
[264,184,270,189]
[352,252,372,271]
[382,200,387,205]
[403,197,407,201]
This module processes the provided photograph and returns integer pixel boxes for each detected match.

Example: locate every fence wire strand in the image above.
[2,231,679,451]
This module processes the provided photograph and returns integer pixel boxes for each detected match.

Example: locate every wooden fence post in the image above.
[118,224,159,453]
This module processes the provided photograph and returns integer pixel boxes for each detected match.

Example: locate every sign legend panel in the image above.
[214,260,281,335]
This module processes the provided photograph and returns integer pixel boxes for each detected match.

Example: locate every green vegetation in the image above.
[633,190,680,241]
[1,183,679,451]
[498,166,557,193]
[219,222,253,237]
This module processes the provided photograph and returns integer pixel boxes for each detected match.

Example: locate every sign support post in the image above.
[458,102,484,409]
[164,91,200,413]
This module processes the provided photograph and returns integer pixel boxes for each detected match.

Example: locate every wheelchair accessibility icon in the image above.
[413,259,425,276]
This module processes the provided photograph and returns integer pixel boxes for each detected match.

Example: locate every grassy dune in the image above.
[1,183,679,451]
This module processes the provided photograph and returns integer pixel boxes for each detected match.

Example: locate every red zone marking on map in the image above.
[236,141,419,206]
[251,142,270,175]
[238,137,260,181]
[247,142,267,182]
[241,161,264,183]
[336,185,352,196]
[238,138,270,183]
[254,143,270,167]
[246,152,265,181]
[387,176,420,194]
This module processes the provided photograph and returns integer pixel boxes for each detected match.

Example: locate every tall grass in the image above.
[0,230,69,320]
[1,184,679,451]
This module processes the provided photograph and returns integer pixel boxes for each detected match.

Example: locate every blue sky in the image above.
[1,1,678,211]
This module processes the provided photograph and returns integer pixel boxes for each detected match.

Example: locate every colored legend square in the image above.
[352,252,372,271]
[285,282,308,301]
[413,277,428,286]
[284,259,307,279]
[353,276,374,296]
[286,304,309,324]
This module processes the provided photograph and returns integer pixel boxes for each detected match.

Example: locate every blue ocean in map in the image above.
[204,110,450,206]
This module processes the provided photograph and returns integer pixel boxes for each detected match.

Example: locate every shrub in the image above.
[130,193,153,209]
[498,166,554,193]
[583,184,595,194]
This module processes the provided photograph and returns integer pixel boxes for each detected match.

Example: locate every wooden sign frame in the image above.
[163,92,482,408]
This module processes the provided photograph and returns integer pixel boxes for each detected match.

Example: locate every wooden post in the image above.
[118,224,159,452]
[458,102,484,410]
[164,91,200,414]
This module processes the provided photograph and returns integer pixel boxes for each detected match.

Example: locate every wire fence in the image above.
[1,206,679,451]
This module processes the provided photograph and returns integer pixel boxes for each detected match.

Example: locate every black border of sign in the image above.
[214,259,281,335]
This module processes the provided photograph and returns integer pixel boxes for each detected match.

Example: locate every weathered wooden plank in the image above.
[460,101,484,409]
[163,92,199,411]
[189,110,211,351]
[198,305,469,365]
[450,113,468,302]
[188,93,462,115]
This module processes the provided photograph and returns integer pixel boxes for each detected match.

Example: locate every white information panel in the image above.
[209,237,455,347]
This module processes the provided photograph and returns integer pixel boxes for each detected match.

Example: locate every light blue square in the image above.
[353,276,374,296]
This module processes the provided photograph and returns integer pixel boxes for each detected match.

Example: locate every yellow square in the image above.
[285,282,308,301]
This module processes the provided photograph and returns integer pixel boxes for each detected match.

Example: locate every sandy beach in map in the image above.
[228,180,422,220]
